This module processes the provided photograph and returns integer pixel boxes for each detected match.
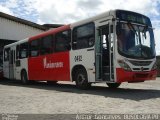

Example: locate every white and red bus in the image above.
[3,9,157,89]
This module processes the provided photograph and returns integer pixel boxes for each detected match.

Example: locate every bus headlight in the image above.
[118,60,131,71]
[151,62,157,70]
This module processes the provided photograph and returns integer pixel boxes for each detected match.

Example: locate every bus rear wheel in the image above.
[75,69,91,89]
[21,70,29,84]
[106,83,121,88]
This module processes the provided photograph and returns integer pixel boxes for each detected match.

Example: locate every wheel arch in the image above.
[21,68,28,79]
[71,65,88,82]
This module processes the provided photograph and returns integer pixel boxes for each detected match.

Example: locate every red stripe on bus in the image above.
[29,25,70,41]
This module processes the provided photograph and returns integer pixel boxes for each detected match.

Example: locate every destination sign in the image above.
[116,10,151,26]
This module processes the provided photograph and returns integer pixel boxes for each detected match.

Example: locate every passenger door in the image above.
[9,48,16,79]
[3,48,10,78]
[95,21,114,81]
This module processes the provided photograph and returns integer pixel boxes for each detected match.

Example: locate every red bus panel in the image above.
[28,52,70,81]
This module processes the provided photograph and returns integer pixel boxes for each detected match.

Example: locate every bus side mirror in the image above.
[116,20,121,35]
[110,25,113,33]
[144,32,147,39]
[116,25,121,35]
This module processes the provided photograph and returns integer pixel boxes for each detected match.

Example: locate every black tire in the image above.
[47,81,58,85]
[106,83,121,88]
[75,69,91,89]
[21,70,29,84]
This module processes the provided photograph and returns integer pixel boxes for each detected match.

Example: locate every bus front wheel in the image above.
[106,83,121,88]
[75,69,91,89]
[21,70,29,84]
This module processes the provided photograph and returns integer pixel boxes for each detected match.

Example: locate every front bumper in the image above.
[116,68,157,83]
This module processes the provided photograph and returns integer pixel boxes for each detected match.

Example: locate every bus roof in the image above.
[71,10,114,27]
[4,9,149,49]
[29,10,116,41]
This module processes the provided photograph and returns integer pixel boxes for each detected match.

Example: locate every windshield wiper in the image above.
[127,22,143,57]
[142,25,148,39]
[142,25,148,32]
[127,22,138,36]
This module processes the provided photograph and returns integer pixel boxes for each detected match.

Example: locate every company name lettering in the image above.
[43,57,63,69]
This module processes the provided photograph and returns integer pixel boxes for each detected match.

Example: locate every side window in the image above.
[0,53,2,68]
[16,45,20,59]
[110,25,114,49]
[100,25,109,50]
[73,23,95,50]
[30,40,39,57]
[19,42,28,59]
[55,30,71,52]
[40,35,53,55]
[9,50,13,64]
[4,48,10,61]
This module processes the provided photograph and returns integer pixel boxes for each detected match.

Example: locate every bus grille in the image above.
[133,68,149,71]
[129,60,152,66]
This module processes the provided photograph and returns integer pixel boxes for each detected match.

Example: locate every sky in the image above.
[0,0,160,55]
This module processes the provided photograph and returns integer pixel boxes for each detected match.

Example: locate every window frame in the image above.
[19,42,29,59]
[16,45,20,60]
[72,22,95,50]
[3,48,10,61]
[40,35,54,55]
[55,30,71,52]
[29,39,40,57]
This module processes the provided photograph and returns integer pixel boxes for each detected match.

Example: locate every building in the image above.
[0,12,63,70]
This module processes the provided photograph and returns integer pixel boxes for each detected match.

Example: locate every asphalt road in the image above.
[0,78,160,114]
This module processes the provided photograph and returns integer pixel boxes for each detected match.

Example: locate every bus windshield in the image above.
[117,22,156,59]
